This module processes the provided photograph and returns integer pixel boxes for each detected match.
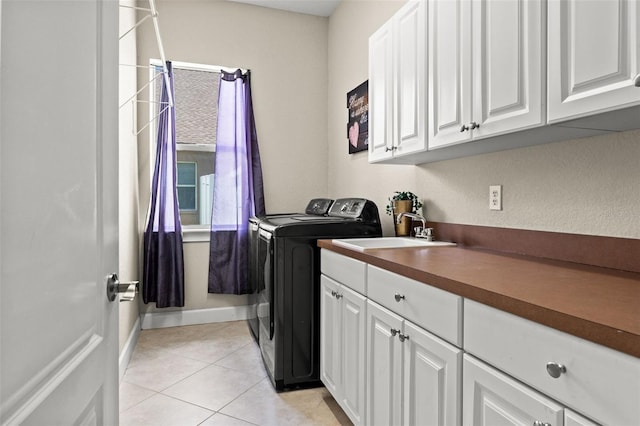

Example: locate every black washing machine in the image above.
[247,198,334,342]
[251,198,381,390]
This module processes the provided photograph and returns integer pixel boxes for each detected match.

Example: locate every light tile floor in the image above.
[120,321,351,426]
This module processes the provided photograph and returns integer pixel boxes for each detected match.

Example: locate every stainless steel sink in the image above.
[332,237,456,252]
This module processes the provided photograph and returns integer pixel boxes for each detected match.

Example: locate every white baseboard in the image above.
[140,305,251,330]
[119,316,141,382]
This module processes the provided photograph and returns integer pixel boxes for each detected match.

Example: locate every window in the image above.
[150,60,221,227]
[177,162,197,211]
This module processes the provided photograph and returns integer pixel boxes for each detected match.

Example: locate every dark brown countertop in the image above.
[318,239,640,358]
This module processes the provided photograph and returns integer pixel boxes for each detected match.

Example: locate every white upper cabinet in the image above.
[429,0,544,149]
[369,0,427,162]
[427,0,472,149]
[548,0,640,123]
[369,20,394,162]
[471,0,545,139]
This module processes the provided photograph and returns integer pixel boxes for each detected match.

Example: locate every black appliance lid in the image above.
[257,198,381,235]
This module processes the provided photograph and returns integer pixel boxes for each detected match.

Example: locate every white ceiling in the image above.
[226,0,341,17]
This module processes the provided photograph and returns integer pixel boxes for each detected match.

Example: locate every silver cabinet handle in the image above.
[335,293,343,299]
[394,293,405,302]
[331,290,337,297]
[398,333,410,342]
[533,421,551,426]
[460,124,470,132]
[390,328,399,337]
[546,362,566,378]
[470,121,480,130]
[384,146,397,152]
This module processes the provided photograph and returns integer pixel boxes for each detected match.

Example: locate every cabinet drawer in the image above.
[464,299,640,425]
[321,249,367,294]
[367,265,462,346]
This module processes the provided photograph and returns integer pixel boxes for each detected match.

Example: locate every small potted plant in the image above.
[386,191,423,236]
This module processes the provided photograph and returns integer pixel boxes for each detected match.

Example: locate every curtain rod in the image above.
[149,59,248,75]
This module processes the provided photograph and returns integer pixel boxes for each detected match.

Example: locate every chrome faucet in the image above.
[396,212,434,240]
[396,212,426,228]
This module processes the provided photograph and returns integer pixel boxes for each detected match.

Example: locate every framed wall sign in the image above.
[347,80,368,154]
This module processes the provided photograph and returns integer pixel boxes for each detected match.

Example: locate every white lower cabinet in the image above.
[321,250,637,426]
[464,354,602,426]
[464,299,639,425]
[463,354,564,426]
[367,300,462,426]
[320,275,366,425]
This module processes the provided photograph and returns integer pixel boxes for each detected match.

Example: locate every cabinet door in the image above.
[428,0,472,149]
[320,276,342,398]
[341,285,367,425]
[367,301,403,426]
[471,0,544,139]
[393,0,427,158]
[548,0,640,122]
[369,20,394,162]
[463,355,563,426]
[565,409,599,426]
[403,321,462,426]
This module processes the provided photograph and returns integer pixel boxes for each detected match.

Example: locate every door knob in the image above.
[394,293,405,302]
[106,273,139,302]
[460,124,470,132]
[470,121,480,130]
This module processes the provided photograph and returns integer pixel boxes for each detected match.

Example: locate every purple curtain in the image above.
[208,70,265,294]
[143,61,185,307]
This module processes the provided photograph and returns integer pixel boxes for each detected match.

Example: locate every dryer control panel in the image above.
[328,198,380,223]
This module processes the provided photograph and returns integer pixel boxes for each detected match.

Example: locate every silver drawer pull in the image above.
[390,328,399,337]
[394,293,405,302]
[335,292,343,299]
[398,333,410,342]
[546,362,566,378]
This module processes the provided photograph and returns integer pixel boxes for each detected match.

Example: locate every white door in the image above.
[368,19,394,162]
[320,276,342,398]
[1,1,119,424]
[548,0,640,122]
[428,0,472,149]
[366,301,403,426]
[393,0,426,158]
[471,0,545,139]
[402,321,462,426]
[340,285,366,425]
[463,355,563,426]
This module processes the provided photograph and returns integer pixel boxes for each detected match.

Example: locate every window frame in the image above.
[148,59,243,241]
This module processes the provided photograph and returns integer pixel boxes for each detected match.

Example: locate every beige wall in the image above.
[137,0,329,217]
[135,0,329,314]
[119,0,141,352]
[128,0,638,326]
[328,0,640,239]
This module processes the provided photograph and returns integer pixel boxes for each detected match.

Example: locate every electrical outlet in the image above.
[489,185,502,211]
